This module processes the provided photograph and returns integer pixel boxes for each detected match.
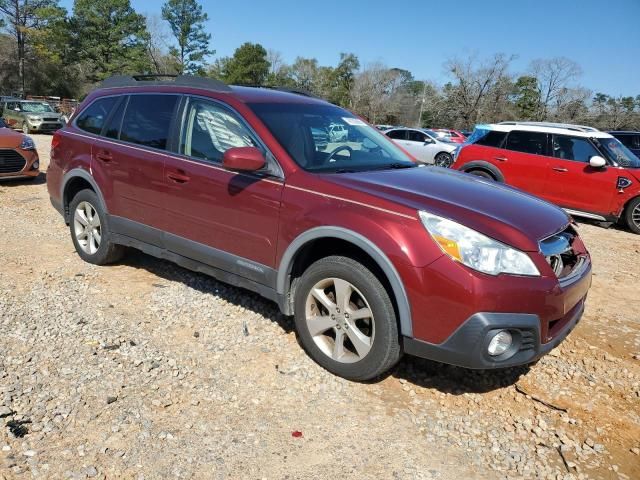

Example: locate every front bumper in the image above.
[27,121,63,132]
[403,298,585,369]
[0,149,39,179]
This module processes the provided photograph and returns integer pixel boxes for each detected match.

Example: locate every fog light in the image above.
[488,330,512,356]
[33,161,39,169]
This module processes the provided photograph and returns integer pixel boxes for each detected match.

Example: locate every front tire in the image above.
[68,189,124,265]
[623,197,640,234]
[434,152,453,168]
[22,123,30,135]
[293,256,401,381]
[468,169,496,181]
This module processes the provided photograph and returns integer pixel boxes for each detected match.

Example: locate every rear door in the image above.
[86,94,179,244]
[501,130,550,197]
[163,95,283,280]
[546,134,617,216]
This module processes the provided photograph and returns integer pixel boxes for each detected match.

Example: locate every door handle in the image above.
[494,156,508,162]
[95,151,112,163]
[553,167,568,172]
[167,171,190,184]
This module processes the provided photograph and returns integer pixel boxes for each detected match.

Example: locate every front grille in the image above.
[540,226,581,280]
[43,117,58,122]
[519,330,536,352]
[0,149,26,174]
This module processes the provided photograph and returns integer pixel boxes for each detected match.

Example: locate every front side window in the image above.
[249,102,415,173]
[595,137,640,168]
[552,135,601,163]
[505,131,548,156]
[120,95,178,150]
[76,97,119,135]
[180,98,256,163]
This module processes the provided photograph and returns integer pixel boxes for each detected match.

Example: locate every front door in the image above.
[545,134,617,216]
[163,96,283,282]
[405,130,436,163]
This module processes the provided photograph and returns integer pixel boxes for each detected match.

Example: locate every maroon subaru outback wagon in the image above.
[47,75,592,380]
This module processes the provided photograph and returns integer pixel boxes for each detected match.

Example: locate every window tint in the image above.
[615,134,640,149]
[407,130,427,142]
[180,98,256,163]
[76,97,118,135]
[120,95,178,150]
[387,129,406,140]
[505,131,547,156]
[104,97,127,139]
[552,136,601,163]
[475,130,507,148]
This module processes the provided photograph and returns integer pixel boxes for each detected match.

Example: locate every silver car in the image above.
[384,127,457,166]
[2,100,64,134]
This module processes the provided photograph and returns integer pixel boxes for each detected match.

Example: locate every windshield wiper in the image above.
[372,163,416,171]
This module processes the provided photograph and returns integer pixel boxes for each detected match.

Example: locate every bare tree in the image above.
[530,57,582,120]
[266,49,284,75]
[445,53,515,127]
[350,63,406,124]
[145,14,177,74]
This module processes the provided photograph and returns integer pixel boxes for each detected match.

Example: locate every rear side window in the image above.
[474,130,507,148]
[76,97,118,135]
[387,130,407,140]
[552,135,601,163]
[505,131,548,156]
[120,95,178,150]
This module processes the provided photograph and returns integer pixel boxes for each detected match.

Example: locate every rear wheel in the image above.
[293,256,401,381]
[623,197,640,234]
[69,189,125,265]
[468,169,496,181]
[434,152,453,168]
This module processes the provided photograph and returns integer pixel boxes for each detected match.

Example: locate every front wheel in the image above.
[293,256,401,381]
[623,197,640,234]
[434,152,453,168]
[468,169,496,181]
[22,123,30,135]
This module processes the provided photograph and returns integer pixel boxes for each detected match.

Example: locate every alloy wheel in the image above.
[633,203,640,230]
[304,277,374,363]
[22,123,29,134]
[435,153,452,167]
[73,201,102,255]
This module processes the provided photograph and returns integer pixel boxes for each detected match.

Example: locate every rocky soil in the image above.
[0,135,638,479]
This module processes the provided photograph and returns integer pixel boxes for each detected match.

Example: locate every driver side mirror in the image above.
[14,107,20,112]
[589,156,606,168]
[222,146,265,172]
[424,138,434,145]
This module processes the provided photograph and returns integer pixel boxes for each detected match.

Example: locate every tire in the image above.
[623,197,640,234]
[22,123,29,135]
[468,169,496,181]
[68,189,125,265]
[434,152,453,168]
[293,255,401,381]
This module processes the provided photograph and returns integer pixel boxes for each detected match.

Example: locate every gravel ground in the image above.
[0,134,638,480]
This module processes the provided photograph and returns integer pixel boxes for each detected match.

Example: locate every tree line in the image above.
[1,0,638,131]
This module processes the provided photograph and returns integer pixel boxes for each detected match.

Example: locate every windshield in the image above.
[21,102,54,113]
[248,102,416,173]
[595,137,640,168]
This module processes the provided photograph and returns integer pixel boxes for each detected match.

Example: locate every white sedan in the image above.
[384,127,457,166]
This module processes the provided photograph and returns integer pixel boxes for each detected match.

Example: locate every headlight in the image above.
[20,136,36,150]
[419,211,540,276]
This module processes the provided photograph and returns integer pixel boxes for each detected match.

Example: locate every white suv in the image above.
[384,128,457,166]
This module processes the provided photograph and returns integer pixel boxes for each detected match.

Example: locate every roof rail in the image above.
[242,85,322,100]
[497,121,599,133]
[100,74,232,93]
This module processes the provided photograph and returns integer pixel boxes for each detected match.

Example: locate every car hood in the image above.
[323,167,570,252]
[24,112,61,118]
[0,128,25,148]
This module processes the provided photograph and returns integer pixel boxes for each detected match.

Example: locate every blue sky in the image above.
[60,0,640,97]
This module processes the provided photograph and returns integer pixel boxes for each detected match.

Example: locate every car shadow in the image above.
[388,355,530,394]
[113,249,528,393]
[0,171,46,186]
[117,249,295,334]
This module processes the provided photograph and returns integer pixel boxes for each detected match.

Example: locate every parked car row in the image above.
[0,117,40,180]
[0,98,65,134]
[41,75,592,381]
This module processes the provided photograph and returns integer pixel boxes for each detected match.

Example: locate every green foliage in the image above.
[215,42,269,85]
[513,75,540,119]
[162,0,212,74]
[71,0,151,84]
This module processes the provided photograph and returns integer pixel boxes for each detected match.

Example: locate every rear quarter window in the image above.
[76,97,119,135]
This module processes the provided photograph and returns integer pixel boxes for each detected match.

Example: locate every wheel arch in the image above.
[61,169,107,224]
[459,161,505,182]
[277,227,413,337]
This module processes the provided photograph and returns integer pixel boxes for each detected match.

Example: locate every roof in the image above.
[481,121,613,139]
[97,75,328,106]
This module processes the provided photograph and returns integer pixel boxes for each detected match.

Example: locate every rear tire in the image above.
[293,256,401,381]
[468,169,496,181]
[623,197,640,234]
[68,189,125,265]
